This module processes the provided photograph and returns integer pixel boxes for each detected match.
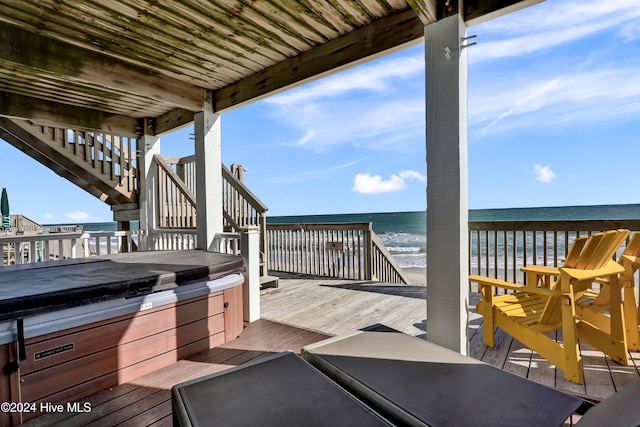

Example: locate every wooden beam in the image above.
[0,92,139,137]
[0,22,203,112]
[213,9,425,112]
[463,0,544,26]
[153,108,195,136]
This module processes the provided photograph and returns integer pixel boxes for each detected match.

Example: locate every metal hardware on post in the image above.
[461,35,477,49]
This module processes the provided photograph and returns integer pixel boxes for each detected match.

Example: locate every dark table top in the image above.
[172,352,392,427]
[302,329,591,427]
[0,250,244,320]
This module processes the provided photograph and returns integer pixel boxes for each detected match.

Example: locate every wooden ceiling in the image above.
[0,0,540,137]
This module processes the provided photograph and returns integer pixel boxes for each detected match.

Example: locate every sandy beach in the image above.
[404,267,426,286]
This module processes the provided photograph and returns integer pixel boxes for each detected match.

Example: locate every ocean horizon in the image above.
[49,203,640,270]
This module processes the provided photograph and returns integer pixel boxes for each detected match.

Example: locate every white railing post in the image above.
[240,226,260,323]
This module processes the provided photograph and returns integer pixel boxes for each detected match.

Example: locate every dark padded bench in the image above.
[172,325,596,426]
[301,327,591,427]
[171,351,391,426]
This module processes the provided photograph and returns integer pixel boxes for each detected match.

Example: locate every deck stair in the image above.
[156,155,276,287]
[0,118,138,206]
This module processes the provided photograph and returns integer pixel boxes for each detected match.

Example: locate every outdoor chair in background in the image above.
[470,229,630,384]
[578,232,640,351]
[522,232,640,351]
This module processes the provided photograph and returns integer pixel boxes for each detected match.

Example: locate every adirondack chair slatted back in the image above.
[563,236,589,269]
[623,233,640,258]
[540,230,629,326]
[575,230,629,270]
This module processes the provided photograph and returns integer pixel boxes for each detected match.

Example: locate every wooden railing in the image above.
[266,223,410,284]
[469,219,640,288]
[155,154,197,228]
[159,156,269,270]
[6,214,43,233]
[147,229,197,251]
[221,164,268,268]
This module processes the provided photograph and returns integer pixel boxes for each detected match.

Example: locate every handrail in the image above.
[221,165,268,212]
[221,164,268,271]
[266,222,409,284]
[154,154,197,229]
[371,231,411,284]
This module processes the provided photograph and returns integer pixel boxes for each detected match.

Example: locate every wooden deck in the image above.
[21,319,330,427]
[261,273,640,402]
[22,272,640,426]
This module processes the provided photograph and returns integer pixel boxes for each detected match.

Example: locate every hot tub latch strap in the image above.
[17,318,26,361]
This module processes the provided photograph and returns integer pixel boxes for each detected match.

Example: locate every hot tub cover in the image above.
[0,250,244,321]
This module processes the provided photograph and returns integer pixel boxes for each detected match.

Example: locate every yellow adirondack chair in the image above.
[522,232,640,351]
[470,229,629,384]
[577,233,640,351]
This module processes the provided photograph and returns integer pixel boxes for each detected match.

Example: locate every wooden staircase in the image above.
[0,118,138,206]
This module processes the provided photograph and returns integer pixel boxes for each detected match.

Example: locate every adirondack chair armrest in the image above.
[559,261,625,282]
[520,265,560,276]
[620,254,640,267]
[469,275,564,298]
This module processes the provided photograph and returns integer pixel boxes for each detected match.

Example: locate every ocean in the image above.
[65,204,640,270]
[266,204,640,269]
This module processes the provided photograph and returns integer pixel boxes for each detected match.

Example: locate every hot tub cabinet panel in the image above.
[0,250,245,426]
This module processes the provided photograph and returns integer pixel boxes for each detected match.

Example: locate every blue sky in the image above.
[1,0,640,223]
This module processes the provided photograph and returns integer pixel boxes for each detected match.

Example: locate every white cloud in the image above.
[66,211,93,221]
[270,161,358,184]
[268,54,424,107]
[352,169,425,194]
[471,65,640,135]
[534,164,556,183]
[264,51,425,152]
[43,213,55,219]
[399,170,426,182]
[471,0,640,63]
[617,21,640,42]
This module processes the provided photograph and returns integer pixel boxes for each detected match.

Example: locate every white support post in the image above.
[425,14,470,355]
[138,119,160,251]
[240,227,260,322]
[195,91,223,251]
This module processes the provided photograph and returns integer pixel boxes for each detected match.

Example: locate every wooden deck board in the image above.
[22,319,330,427]
[21,273,640,426]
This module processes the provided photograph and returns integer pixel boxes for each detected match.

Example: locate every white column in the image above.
[195,91,223,251]
[138,119,160,251]
[240,227,260,322]
[425,14,469,354]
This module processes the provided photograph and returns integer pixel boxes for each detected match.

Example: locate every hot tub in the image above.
[0,250,245,425]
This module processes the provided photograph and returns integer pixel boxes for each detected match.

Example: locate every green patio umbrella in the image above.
[1,188,9,230]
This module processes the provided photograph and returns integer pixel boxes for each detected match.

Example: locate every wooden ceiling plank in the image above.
[328,0,375,25]
[113,0,278,69]
[0,2,244,87]
[0,24,203,112]
[241,1,335,45]
[214,9,424,112]
[299,0,358,34]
